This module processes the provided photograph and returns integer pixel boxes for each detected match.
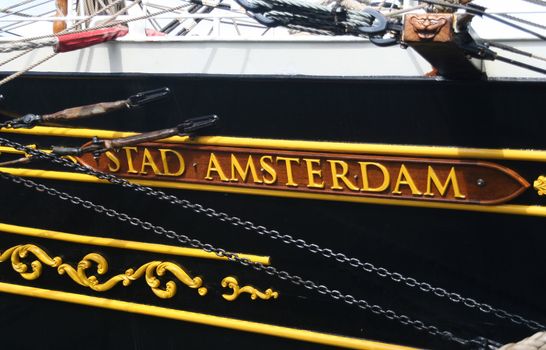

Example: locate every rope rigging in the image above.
[499,12,546,31]
[0,0,543,75]
[0,38,57,53]
[0,0,40,14]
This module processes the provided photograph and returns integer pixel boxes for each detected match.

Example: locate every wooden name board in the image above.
[77,143,529,205]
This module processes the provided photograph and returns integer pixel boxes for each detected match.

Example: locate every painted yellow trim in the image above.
[0,222,270,265]
[2,166,546,218]
[0,282,419,350]
[0,145,28,155]
[3,125,546,162]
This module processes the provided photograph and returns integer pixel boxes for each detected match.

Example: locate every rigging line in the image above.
[485,41,546,63]
[0,168,476,348]
[520,0,546,7]
[0,132,542,333]
[0,0,39,14]
[495,55,546,74]
[0,0,127,77]
[417,0,546,41]
[0,0,125,69]
[0,3,187,45]
[0,0,52,21]
[0,0,179,85]
[0,10,56,34]
[0,50,58,86]
[0,49,31,68]
[0,39,58,53]
[102,0,144,25]
[385,4,427,17]
[498,13,546,31]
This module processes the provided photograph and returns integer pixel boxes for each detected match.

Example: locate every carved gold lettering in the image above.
[260,156,277,185]
[230,154,263,184]
[392,164,422,196]
[159,149,185,177]
[359,162,389,192]
[424,166,466,199]
[139,148,163,175]
[123,147,139,174]
[328,160,359,191]
[304,158,324,189]
[276,157,300,187]
[205,153,229,182]
[105,151,120,172]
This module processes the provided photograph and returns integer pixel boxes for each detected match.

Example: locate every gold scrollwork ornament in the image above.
[58,253,207,299]
[221,276,279,301]
[0,244,62,280]
[534,176,546,196]
[0,244,207,299]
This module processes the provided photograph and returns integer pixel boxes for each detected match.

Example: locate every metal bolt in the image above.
[477,178,486,187]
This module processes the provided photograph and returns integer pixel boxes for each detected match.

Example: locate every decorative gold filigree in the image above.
[0,244,207,298]
[534,176,546,196]
[58,253,207,299]
[0,244,62,280]
[221,276,278,301]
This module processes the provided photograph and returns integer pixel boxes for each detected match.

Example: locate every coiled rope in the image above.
[235,0,376,35]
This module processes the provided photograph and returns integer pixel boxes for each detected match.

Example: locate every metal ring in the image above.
[358,7,388,35]
[253,13,281,27]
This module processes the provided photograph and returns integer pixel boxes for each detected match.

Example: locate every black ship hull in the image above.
[0,74,545,350]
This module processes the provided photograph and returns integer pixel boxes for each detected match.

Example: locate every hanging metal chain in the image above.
[0,170,476,348]
[0,134,543,333]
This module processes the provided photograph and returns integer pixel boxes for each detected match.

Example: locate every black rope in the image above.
[499,13,546,31]
[495,55,546,75]
[485,41,546,62]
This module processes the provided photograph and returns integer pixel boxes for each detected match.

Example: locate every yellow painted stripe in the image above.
[2,166,546,218]
[0,145,28,155]
[0,282,419,350]
[3,125,546,162]
[0,222,270,265]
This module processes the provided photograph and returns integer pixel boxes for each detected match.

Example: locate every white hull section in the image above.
[0,38,544,79]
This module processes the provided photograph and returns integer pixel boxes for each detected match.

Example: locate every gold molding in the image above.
[4,125,546,162]
[1,244,207,298]
[533,176,546,196]
[221,276,279,301]
[0,282,420,350]
[2,166,546,218]
[0,222,270,265]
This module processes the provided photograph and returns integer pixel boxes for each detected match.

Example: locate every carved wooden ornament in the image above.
[403,13,454,42]
[77,143,529,205]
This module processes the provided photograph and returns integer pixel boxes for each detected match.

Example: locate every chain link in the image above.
[0,134,540,343]
[0,169,471,347]
[6,134,532,330]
